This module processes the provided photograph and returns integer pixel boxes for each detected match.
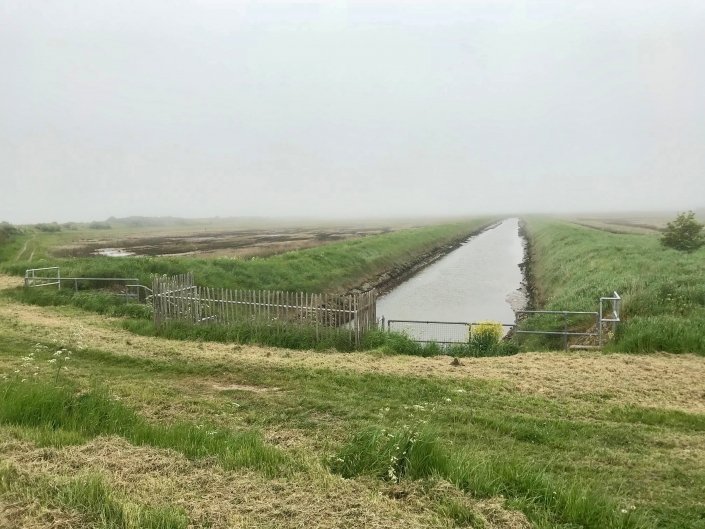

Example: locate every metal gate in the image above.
[386,319,513,344]
[384,292,621,349]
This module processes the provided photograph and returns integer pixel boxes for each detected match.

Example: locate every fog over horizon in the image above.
[2,1,704,224]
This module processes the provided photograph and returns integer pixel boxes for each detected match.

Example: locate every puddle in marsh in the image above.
[377,218,526,342]
[93,248,136,257]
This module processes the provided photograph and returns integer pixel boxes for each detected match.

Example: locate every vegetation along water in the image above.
[523,217,705,354]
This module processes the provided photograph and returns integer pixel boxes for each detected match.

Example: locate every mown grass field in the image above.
[523,217,705,354]
[1,281,704,528]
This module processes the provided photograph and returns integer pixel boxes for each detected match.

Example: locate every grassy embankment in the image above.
[0,298,703,528]
[523,218,705,354]
[2,219,505,354]
[1,219,491,293]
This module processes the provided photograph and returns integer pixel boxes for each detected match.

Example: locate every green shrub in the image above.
[468,321,502,354]
[0,221,19,245]
[88,221,112,230]
[35,222,62,232]
[660,211,705,252]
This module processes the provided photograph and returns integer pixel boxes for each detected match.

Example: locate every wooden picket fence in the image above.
[152,273,377,345]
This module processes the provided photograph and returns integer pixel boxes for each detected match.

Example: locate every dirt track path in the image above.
[12,234,36,262]
[1,296,704,414]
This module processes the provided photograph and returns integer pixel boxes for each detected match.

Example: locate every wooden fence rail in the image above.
[152,273,377,345]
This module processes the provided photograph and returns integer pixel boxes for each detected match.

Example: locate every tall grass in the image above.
[523,218,705,354]
[331,427,653,529]
[364,330,518,357]
[124,319,360,351]
[5,287,152,319]
[0,380,292,476]
[123,320,519,356]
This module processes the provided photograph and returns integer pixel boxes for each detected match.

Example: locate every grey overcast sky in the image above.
[2,1,705,223]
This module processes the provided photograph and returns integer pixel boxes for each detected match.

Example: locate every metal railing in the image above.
[514,310,600,351]
[384,292,622,350]
[599,292,622,343]
[126,284,153,303]
[24,267,61,288]
[386,319,514,344]
[25,267,144,302]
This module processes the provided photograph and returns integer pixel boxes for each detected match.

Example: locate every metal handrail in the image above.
[28,276,139,282]
[517,310,598,316]
[385,319,515,346]
[514,309,600,350]
[386,319,514,327]
[25,267,149,305]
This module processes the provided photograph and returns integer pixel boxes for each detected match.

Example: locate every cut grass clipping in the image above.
[0,379,292,476]
[0,463,189,529]
[331,427,654,529]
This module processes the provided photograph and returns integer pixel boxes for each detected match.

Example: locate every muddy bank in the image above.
[517,219,538,311]
[53,226,395,259]
[347,220,500,295]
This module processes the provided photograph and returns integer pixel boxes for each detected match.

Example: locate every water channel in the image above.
[376,218,526,342]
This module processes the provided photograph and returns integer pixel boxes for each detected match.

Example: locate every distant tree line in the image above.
[0,221,19,245]
[35,222,62,232]
[88,221,112,229]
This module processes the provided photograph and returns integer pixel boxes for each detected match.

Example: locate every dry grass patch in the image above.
[0,435,527,529]
[0,275,22,291]
[212,383,281,393]
[0,500,87,529]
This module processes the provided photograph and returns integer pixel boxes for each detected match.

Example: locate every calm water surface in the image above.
[377,218,525,340]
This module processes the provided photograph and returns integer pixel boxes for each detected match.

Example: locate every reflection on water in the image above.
[377,218,525,341]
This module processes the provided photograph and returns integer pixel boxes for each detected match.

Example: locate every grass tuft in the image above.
[331,427,451,482]
[331,427,654,529]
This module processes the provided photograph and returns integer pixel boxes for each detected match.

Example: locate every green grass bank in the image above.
[523,218,705,354]
[1,219,491,293]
